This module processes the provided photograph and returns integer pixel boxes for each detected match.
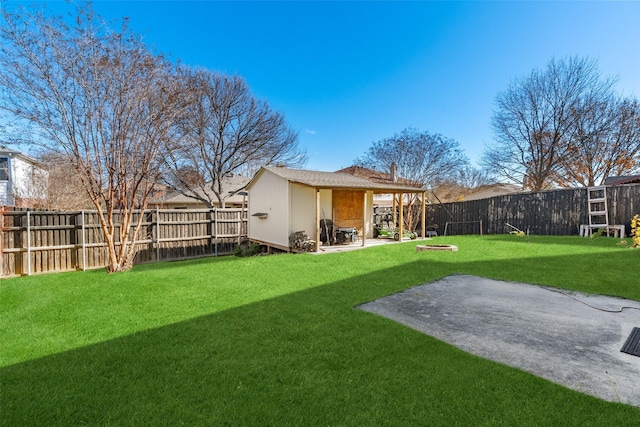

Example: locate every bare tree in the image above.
[554,97,640,187]
[37,151,94,210]
[485,56,616,190]
[0,3,186,272]
[355,127,468,230]
[162,68,307,207]
[356,127,468,187]
[432,165,496,202]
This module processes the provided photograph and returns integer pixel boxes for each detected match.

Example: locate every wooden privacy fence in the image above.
[0,208,247,277]
[427,184,640,236]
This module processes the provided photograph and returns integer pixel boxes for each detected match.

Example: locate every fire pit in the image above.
[416,244,458,252]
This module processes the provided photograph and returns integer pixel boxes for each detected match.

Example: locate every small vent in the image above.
[621,327,640,357]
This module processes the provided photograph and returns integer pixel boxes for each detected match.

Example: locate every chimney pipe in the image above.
[390,162,398,183]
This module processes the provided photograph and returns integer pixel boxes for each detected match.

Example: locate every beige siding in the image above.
[365,191,374,238]
[319,189,332,222]
[248,169,290,248]
[290,183,316,238]
[247,166,380,250]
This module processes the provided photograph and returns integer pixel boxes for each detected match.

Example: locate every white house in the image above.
[246,166,426,252]
[0,146,48,207]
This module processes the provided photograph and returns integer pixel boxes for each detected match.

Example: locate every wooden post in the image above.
[399,192,404,241]
[315,189,320,252]
[207,209,214,256]
[393,193,397,229]
[237,209,242,245]
[362,191,366,246]
[214,208,218,257]
[26,210,31,276]
[81,210,87,271]
[421,191,426,239]
[155,206,161,262]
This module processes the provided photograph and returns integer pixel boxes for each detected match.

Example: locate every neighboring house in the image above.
[461,183,522,201]
[149,174,250,209]
[602,175,640,186]
[336,165,423,208]
[0,146,48,207]
[247,166,425,252]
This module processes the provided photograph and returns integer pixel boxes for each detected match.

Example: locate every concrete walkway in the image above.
[358,275,640,408]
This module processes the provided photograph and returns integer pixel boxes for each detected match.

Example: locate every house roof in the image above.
[463,183,522,201]
[0,145,43,166]
[249,166,425,193]
[151,174,250,206]
[336,165,423,188]
[602,175,640,186]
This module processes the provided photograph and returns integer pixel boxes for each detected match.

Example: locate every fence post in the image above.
[207,209,214,256]
[237,209,242,245]
[26,210,31,276]
[0,206,4,277]
[81,210,86,271]
[214,208,218,257]
[155,206,161,262]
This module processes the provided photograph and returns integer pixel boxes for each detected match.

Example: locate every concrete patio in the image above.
[358,275,640,408]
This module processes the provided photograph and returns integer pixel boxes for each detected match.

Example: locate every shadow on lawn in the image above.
[3,251,639,426]
[479,233,632,248]
[132,252,243,272]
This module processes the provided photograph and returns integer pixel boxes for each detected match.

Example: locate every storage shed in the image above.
[247,166,426,252]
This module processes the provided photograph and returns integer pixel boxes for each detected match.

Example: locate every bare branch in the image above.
[0,2,186,272]
[161,67,306,207]
[484,56,623,190]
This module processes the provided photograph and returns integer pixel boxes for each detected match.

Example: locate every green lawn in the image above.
[2,235,639,425]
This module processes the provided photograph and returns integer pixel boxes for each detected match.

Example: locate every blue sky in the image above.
[13,1,640,172]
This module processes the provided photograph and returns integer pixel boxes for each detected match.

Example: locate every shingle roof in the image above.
[602,175,640,186]
[152,175,250,205]
[257,166,424,193]
[0,145,42,166]
[336,165,423,188]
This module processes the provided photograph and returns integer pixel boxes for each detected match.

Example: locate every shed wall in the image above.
[319,190,332,220]
[290,183,316,238]
[248,170,290,248]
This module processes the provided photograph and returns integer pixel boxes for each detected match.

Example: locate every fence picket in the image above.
[0,207,248,277]
[429,184,640,236]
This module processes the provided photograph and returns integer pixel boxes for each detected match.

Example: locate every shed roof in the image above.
[249,166,425,193]
[336,165,422,188]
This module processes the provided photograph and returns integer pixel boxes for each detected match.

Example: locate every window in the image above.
[0,157,8,181]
